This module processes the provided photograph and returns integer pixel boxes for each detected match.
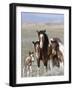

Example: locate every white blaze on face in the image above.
[52,49,56,55]
[40,34,44,48]
[36,53,39,59]
[49,39,51,45]
[35,44,40,58]
[30,54,34,62]
[49,38,54,46]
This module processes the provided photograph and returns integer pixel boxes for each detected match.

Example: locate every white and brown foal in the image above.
[23,51,34,77]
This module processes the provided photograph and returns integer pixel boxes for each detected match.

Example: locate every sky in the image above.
[21,12,64,24]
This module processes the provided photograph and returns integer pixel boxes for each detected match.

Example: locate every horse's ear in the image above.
[32,41,35,44]
[51,40,54,43]
[36,30,39,33]
[37,41,40,44]
[44,29,46,32]
[32,52,34,54]
[29,51,31,55]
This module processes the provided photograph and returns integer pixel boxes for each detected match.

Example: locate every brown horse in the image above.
[32,41,41,75]
[32,41,40,62]
[36,30,49,71]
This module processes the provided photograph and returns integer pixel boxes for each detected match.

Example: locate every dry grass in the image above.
[21,23,64,77]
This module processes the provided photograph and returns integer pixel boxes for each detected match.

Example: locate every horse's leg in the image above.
[24,65,27,77]
[45,62,48,72]
[48,56,52,70]
[23,62,27,77]
[27,66,30,77]
[61,55,64,66]
[55,56,60,68]
[53,56,57,67]
[44,60,48,74]
[23,66,25,77]
[43,60,49,76]
[60,57,64,68]
[53,58,55,66]
[57,60,60,68]
[37,59,40,76]
[29,66,32,77]
[49,56,53,70]
[48,59,51,70]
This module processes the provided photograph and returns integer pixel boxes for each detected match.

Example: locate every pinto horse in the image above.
[49,38,64,68]
[36,30,49,71]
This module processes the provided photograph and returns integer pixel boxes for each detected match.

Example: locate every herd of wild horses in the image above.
[23,30,64,77]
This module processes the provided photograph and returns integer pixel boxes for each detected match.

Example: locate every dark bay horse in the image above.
[36,30,49,71]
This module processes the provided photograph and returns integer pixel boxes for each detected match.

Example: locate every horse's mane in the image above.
[53,37,63,44]
[43,33,49,51]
